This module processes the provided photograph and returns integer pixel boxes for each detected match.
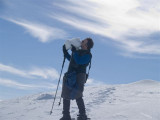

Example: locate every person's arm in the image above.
[73,52,91,65]
[63,45,71,61]
[65,52,71,61]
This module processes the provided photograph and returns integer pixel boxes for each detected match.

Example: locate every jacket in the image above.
[62,49,92,100]
[65,49,92,73]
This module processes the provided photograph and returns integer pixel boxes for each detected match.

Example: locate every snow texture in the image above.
[0,80,160,120]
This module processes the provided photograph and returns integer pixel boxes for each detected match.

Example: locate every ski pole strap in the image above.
[58,96,62,106]
[86,59,91,81]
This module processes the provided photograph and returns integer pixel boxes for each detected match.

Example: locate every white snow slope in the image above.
[0,80,160,120]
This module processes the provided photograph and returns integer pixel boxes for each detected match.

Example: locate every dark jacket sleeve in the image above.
[73,51,91,65]
[64,52,71,61]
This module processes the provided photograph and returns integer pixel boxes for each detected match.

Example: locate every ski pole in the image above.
[58,51,74,106]
[50,57,65,115]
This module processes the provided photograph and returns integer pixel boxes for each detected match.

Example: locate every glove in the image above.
[71,44,76,52]
[63,45,68,56]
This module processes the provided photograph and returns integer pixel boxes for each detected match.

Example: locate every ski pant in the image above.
[62,97,86,115]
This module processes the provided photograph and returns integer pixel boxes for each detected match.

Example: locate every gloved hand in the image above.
[63,45,68,56]
[71,44,76,52]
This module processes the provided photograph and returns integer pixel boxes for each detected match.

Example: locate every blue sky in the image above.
[0,0,160,100]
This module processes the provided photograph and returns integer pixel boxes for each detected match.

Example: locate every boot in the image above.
[60,114,71,120]
[77,113,90,120]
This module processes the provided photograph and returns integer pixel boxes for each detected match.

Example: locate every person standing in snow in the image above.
[60,38,94,120]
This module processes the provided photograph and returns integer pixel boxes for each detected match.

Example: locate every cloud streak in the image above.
[86,78,104,86]
[0,63,59,81]
[28,67,59,80]
[51,0,160,57]
[5,18,68,43]
[0,78,56,90]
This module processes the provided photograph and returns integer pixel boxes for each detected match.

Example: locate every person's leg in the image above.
[76,97,90,120]
[63,98,70,115]
[76,97,88,120]
[60,98,71,120]
[76,97,86,115]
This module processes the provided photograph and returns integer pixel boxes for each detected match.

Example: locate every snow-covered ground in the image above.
[0,80,160,120]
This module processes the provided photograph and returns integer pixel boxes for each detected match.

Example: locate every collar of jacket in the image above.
[77,49,90,56]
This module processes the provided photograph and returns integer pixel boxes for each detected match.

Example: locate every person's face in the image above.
[81,39,88,50]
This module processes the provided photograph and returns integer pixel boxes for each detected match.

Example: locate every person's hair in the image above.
[86,38,94,50]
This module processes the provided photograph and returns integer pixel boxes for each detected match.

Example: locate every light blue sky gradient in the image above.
[0,0,160,100]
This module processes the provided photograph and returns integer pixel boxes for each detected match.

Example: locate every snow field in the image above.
[0,80,160,120]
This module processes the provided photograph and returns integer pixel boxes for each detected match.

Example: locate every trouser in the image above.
[62,97,86,115]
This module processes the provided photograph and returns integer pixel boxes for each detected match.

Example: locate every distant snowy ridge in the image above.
[0,80,160,120]
[36,93,54,100]
[128,79,160,85]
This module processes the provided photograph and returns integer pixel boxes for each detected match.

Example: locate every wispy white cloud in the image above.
[0,63,59,81]
[51,0,160,57]
[0,63,31,78]
[28,67,59,80]
[5,18,68,43]
[86,78,104,86]
[0,78,56,90]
